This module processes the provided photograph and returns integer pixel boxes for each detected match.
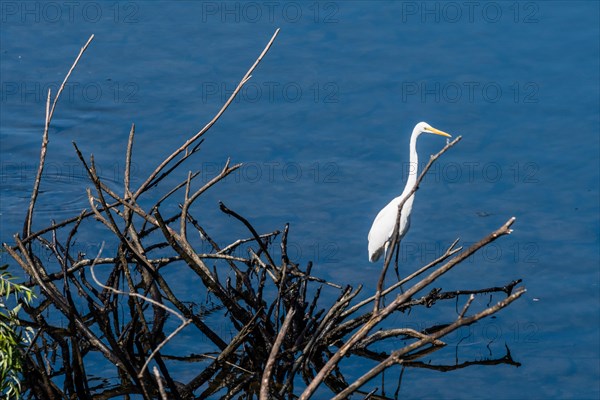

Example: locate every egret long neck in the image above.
[403,130,420,196]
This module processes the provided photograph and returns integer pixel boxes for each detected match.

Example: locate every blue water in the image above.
[1,1,599,398]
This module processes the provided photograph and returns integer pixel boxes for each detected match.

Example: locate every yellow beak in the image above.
[426,126,452,138]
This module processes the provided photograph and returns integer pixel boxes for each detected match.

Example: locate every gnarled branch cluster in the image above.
[2,31,525,400]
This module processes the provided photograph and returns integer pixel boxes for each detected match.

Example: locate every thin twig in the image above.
[357,328,445,349]
[124,123,135,200]
[24,34,95,238]
[181,159,241,239]
[220,201,277,268]
[459,294,475,319]
[134,28,280,199]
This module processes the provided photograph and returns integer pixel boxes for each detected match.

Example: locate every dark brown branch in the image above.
[219,201,277,269]
[331,287,526,400]
[403,344,521,371]
[299,217,516,400]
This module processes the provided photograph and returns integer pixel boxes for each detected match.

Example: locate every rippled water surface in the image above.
[1,1,599,398]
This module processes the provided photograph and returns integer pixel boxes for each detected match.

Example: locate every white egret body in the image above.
[368,122,451,262]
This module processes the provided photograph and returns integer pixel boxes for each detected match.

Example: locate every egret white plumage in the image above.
[368,122,451,263]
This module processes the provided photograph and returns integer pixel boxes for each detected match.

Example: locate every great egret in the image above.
[368,122,451,262]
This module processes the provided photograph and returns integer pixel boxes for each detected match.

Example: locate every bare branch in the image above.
[299,216,516,400]
[343,238,461,318]
[153,367,168,400]
[23,35,95,238]
[260,308,296,400]
[6,29,525,400]
[458,294,476,319]
[332,287,526,400]
[134,29,280,199]
[88,244,192,378]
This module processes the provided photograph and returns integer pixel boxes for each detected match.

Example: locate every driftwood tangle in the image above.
[3,30,525,399]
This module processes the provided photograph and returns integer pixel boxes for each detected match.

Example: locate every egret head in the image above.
[415,122,452,138]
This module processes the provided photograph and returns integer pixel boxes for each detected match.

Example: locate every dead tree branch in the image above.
[3,29,524,400]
